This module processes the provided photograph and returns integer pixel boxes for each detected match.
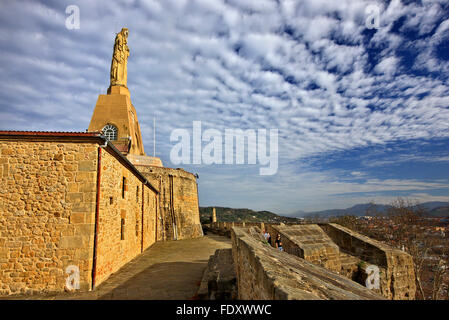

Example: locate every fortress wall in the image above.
[319,223,388,266]
[319,223,416,300]
[142,185,158,251]
[0,140,98,295]
[0,137,160,295]
[244,222,266,230]
[209,222,275,232]
[231,227,385,300]
[216,222,263,229]
[266,224,341,273]
[209,222,416,300]
[209,222,253,237]
[94,149,157,286]
[136,166,203,241]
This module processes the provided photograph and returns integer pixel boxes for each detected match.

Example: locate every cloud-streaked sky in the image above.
[1,0,449,214]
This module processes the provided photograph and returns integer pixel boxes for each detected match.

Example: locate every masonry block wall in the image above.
[0,140,98,295]
[209,222,416,300]
[0,136,159,295]
[136,166,203,241]
[231,227,384,300]
[94,149,157,286]
[267,224,341,273]
[319,223,416,300]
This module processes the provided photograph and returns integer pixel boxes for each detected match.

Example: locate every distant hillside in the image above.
[419,202,449,216]
[296,202,449,218]
[290,209,306,216]
[200,206,300,224]
[428,206,449,217]
[297,203,390,218]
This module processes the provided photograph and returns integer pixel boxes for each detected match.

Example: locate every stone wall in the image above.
[88,87,145,156]
[136,166,203,241]
[208,222,265,238]
[208,222,416,300]
[197,248,237,300]
[231,227,384,300]
[209,222,264,230]
[0,138,159,295]
[0,140,98,295]
[319,223,416,300]
[266,224,341,273]
[94,149,157,285]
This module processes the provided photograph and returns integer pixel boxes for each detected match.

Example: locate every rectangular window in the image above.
[136,185,139,203]
[110,197,113,205]
[122,177,126,199]
[120,218,125,240]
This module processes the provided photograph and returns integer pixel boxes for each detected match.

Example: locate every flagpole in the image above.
[153,115,156,157]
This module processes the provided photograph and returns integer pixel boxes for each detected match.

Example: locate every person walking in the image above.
[275,234,283,251]
[263,229,269,241]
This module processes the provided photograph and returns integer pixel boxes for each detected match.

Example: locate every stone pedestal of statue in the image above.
[88,85,144,156]
[88,86,164,167]
[107,85,130,97]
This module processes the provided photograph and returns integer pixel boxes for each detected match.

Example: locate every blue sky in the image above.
[0,0,449,214]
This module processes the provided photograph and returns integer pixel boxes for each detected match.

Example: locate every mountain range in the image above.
[199,202,449,224]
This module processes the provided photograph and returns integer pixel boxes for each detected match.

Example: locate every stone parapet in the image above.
[126,154,163,167]
[319,223,416,300]
[197,248,237,300]
[231,227,385,300]
[267,224,341,273]
[207,221,417,300]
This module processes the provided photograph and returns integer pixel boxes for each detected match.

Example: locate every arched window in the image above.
[103,124,118,141]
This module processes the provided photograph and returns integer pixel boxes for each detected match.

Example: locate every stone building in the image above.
[0,28,202,295]
[0,112,202,296]
[0,132,156,294]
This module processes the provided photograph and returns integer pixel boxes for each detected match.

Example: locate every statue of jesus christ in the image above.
[110,28,129,87]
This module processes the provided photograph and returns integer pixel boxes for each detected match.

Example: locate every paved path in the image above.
[5,234,231,300]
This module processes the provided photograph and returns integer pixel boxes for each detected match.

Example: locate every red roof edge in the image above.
[0,131,101,137]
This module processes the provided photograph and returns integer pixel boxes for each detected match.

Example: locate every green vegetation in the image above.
[199,206,300,224]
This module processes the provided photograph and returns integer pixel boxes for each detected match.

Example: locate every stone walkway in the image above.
[4,233,231,300]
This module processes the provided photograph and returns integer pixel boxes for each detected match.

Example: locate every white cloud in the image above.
[0,0,448,211]
[374,56,399,76]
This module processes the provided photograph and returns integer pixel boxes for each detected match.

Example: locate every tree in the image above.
[432,259,447,300]
[387,198,447,300]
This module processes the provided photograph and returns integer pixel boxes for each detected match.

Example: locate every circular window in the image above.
[103,124,118,141]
